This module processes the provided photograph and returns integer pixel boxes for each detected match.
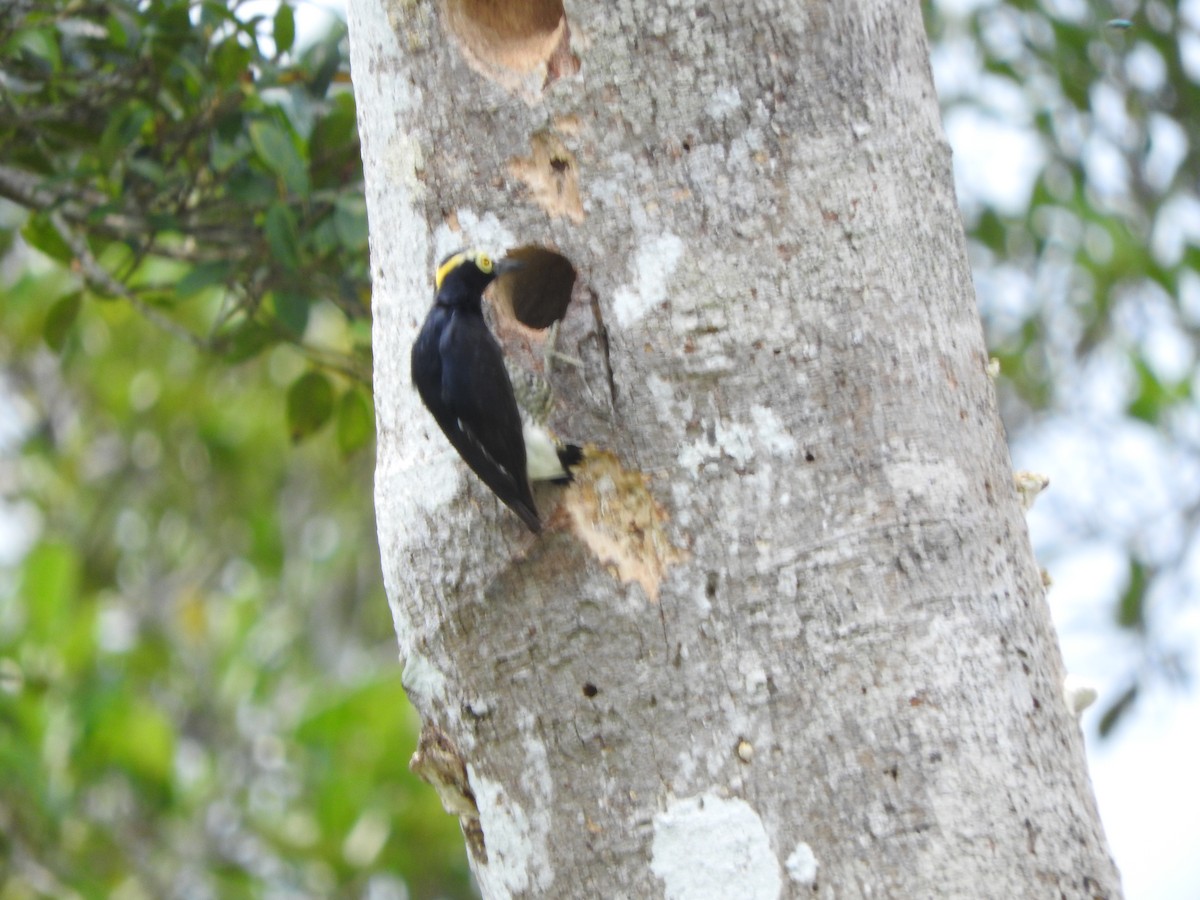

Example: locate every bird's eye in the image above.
[477,253,494,273]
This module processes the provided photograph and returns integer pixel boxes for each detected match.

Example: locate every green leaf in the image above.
[226,168,277,204]
[1097,682,1138,738]
[272,288,310,336]
[1127,367,1162,425]
[248,119,293,173]
[334,194,369,252]
[211,35,252,83]
[220,319,276,362]
[336,388,374,456]
[974,208,1007,253]
[126,154,168,186]
[287,371,334,441]
[302,31,346,98]
[197,1,225,30]
[309,216,340,257]
[91,697,176,786]
[98,103,153,171]
[16,27,62,74]
[1127,358,1188,425]
[21,214,74,264]
[145,211,182,234]
[249,119,309,198]
[1116,560,1146,631]
[211,131,249,172]
[104,9,132,48]
[21,541,81,639]
[176,260,234,298]
[309,94,360,189]
[264,202,301,271]
[274,4,296,54]
[310,95,357,155]
[44,292,83,352]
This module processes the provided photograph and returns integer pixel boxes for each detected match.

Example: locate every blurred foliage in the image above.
[0,0,471,897]
[0,0,372,421]
[927,0,1200,735]
[0,285,471,897]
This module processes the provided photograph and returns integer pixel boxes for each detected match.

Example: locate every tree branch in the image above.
[47,211,210,351]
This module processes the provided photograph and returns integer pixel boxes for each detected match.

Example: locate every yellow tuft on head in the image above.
[435,249,495,291]
[435,250,469,291]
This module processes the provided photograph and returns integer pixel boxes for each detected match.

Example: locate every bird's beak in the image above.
[495,258,525,276]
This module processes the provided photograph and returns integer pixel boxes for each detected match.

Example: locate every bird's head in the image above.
[435,248,521,296]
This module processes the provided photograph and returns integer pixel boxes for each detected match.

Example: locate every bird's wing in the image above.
[411,311,444,410]
[435,315,541,531]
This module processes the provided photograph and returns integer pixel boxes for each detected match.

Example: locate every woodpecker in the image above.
[411,249,543,531]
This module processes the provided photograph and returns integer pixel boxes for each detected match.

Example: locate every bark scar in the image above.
[588,286,618,415]
[410,724,488,861]
[508,130,585,223]
[563,449,687,601]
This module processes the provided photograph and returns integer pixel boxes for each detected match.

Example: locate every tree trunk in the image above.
[348,0,1122,897]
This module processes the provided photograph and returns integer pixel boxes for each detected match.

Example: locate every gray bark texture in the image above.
[348,0,1122,897]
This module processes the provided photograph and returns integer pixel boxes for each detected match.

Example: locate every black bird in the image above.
[411,249,542,532]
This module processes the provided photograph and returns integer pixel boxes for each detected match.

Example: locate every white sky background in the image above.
[0,1,1194,896]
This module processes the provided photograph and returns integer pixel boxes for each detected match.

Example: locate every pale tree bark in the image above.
[348,0,1121,897]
